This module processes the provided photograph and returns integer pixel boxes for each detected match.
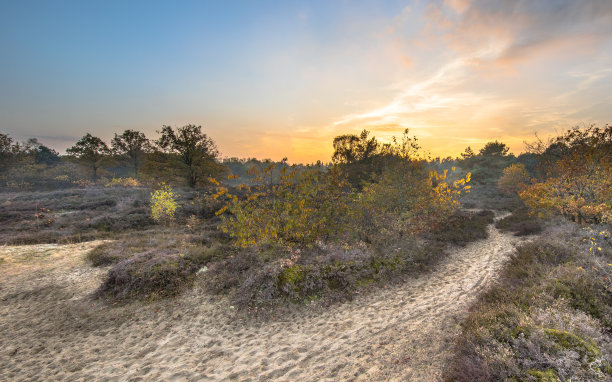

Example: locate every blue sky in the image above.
[1,0,611,162]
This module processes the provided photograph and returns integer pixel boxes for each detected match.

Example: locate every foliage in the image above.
[332,129,379,165]
[219,163,353,247]
[217,130,470,249]
[458,141,516,185]
[353,162,471,243]
[498,163,530,194]
[520,125,612,224]
[111,129,151,177]
[331,128,421,189]
[31,141,60,165]
[153,124,224,187]
[66,133,110,180]
[478,140,509,157]
[218,130,468,248]
[105,177,141,187]
[460,146,475,159]
[0,132,20,161]
[150,183,180,224]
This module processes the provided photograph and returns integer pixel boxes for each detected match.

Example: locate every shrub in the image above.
[95,250,199,300]
[219,164,353,247]
[428,210,494,246]
[150,183,180,225]
[498,163,530,194]
[86,242,128,266]
[352,163,471,244]
[519,125,612,224]
[105,177,141,187]
[495,208,543,236]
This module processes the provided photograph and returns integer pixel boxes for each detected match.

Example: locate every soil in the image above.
[0,214,529,381]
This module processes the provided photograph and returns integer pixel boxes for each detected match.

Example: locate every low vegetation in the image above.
[495,207,543,236]
[2,124,611,381]
[199,209,494,309]
[445,125,612,381]
[444,225,612,381]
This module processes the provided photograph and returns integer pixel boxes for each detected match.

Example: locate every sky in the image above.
[1,0,611,163]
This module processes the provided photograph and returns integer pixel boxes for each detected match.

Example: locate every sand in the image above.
[0,215,528,381]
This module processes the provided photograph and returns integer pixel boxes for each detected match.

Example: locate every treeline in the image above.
[0,125,294,190]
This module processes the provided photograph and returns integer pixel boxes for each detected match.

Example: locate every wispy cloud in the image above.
[328,0,612,157]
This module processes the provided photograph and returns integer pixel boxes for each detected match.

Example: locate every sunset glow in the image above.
[1,1,611,162]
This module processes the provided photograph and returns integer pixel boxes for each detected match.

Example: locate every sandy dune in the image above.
[0,217,528,381]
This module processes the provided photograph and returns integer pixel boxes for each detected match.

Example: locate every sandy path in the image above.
[0,216,527,381]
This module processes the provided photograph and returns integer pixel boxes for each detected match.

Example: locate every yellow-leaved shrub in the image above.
[150,183,180,225]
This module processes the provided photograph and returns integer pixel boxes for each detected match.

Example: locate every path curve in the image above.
[0,215,527,381]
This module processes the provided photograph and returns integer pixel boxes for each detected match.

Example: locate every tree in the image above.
[520,125,612,223]
[0,133,20,161]
[331,130,381,188]
[460,141,515,184]
[460,146,475,159]
[479,141,509,157]
[498,163,530,194]
[332,130,378,165]
[111,129,150,177]
[20,138,60,165]
[66,133,110,180]
[155,124,223,187]
[35,145,60,165]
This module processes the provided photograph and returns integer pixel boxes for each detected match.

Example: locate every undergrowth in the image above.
[200,209,494,310]
[444,223,612,381]
[495,207,543,236]
[92,209,495,306]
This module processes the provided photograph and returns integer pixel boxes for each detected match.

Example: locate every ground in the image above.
[0,213,529,381]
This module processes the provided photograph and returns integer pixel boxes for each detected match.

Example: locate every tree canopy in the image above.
[66,133,110,180]
[154,124,224,187]
[111,129,151,176]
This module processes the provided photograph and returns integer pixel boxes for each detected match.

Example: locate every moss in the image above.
[355,277,375,287]
[526,369,559,381]
[544,328,600,360]
[277,265,307,293]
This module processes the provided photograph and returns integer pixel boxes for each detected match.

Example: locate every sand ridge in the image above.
[0,214,529,381]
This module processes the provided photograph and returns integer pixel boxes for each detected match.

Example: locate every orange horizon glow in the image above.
[1,1,610,163]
